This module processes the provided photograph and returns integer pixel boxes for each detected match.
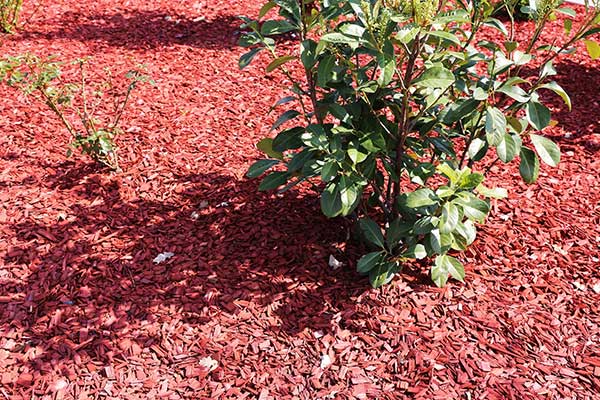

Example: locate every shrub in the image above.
[0,0,22,33]
[0,55,154,170]
[240,0,600,287]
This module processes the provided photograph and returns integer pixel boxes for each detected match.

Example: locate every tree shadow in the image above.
[541,59,600,152]
[16,10,243,50]
[2,168,396,378]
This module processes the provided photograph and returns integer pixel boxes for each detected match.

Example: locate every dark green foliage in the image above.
[240,0,600,287]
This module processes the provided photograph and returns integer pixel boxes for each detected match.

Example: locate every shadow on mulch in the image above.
[16,10,242,50]
[541,59,600,152]
[4,165,424,372]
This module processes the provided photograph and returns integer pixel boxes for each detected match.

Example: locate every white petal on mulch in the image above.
[153,252,175,264]
[320,354,332,369]
[199,356,218,372]
[328,255,343,270]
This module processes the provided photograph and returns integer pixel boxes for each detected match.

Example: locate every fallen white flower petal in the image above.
[320,354,332,369]
[328,255,343,270]
[153,252,175,264]
[199,356,218,372]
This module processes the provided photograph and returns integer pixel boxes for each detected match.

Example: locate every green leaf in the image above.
[339,176,360,216]
[316,55,336,88]
[539,81,571,111]
[413,65,455,89]
[404,244,427,260]
[483,17,508,37]
[260,19,297,35]
[476,184,508,199]
[359,218,385,249]
[271,110,300,131]
[496,133,519,163]
[453,220,476,248]
[258,1,277,19]
[369,261,397,288]
[247,159,280,178]
[404,188,438,208]
[300,40,318,69]
[540,61,557,78]
[272,126,304,152]
[274,0,301,25]
[468,138,488,161]
[395,26,420,44]
[428,30,461,46]
[386,219,412,249]
[530,134,560,167]
[526,101,551,131]
[257,138,284,160]
[432,255,465,287]
[348,147,367,164]
[321,32,359,45]
[458,171,484,190]
[440,202,460,234]
[287,148,313,172]
[519,147,540,183]
[496,84,529,103]
[259,171,289,191]
[321,182,343,217]
[436,163,459,184]
[321,161,338,182]
[239,47,263,69]
[357,251,384,274]
[485,106,506,146]
[584,40,600,60]
[266,55,296,73]
[454,193,490,222]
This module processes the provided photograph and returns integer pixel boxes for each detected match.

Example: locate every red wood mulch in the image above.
[0,1,599,399]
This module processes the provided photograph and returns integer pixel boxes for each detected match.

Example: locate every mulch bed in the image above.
[0,1,599,398]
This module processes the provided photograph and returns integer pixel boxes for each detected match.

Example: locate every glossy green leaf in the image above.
[369,261,397,288]
[247,159,280,178]
[530,134,560,167]
[359,218,385,249]
[485,106,506,146]
[260,19,297,35]
[584,40,600,60]
[321,161,338,182]
[266,55,296,73]
[432,255,465,287]
[257,138,284,160]
[357,251,384,274]
[539,81,571,111]
[271,110,301,131]
[454,193,490,222]
[496,133,519,163]
[440,202,460,234]
[239,47,263,69]
[526,101,551,131]
[519,147,540,183]
[321,182,343,217]
[405,188,438,208]
[259,171,289,191]
[272,126,304,152]
[413,66,455,89]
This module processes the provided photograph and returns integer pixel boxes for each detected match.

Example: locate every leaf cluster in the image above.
[0,54,154,170]
[240,0,600,287]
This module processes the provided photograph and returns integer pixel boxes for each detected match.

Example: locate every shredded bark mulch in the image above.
[0,1,599,398]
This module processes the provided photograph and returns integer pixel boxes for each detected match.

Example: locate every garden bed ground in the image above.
[0,0,599,399]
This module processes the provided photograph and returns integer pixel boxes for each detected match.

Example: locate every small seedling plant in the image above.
[240,0,600,287]
[0,0,21,33]
[0,55,154,170]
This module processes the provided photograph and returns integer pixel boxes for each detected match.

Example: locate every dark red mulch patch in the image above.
[1,1,599,399]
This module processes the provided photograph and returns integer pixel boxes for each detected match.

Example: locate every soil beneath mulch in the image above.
[0,1,599,399]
